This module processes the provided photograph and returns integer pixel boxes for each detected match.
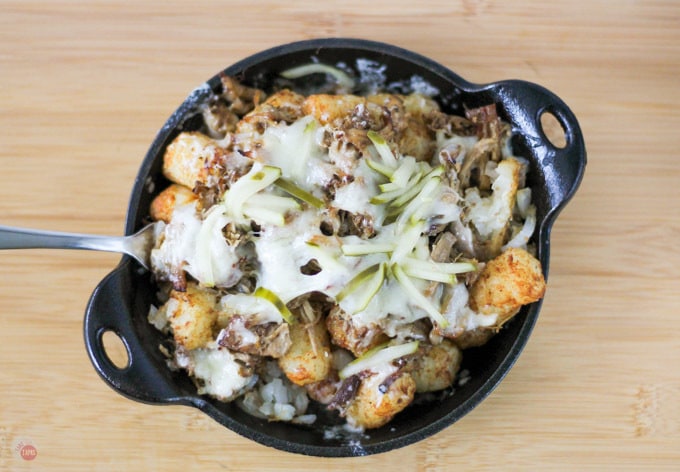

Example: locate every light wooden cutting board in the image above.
[1,1,678,470]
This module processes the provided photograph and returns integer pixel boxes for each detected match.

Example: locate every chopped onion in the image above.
[515,188,532,219]
[502,205,536,250]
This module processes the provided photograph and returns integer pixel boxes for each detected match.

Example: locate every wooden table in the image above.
[1,1,678,470]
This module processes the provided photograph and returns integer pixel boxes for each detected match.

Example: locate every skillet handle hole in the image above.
[101,330,130,370]
[539,110,567,149]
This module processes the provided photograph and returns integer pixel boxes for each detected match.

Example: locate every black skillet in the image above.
[84,38,586,457]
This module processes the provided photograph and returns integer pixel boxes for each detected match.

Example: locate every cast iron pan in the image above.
[84,38,586,456]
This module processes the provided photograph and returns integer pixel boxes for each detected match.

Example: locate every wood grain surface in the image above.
[1,1,679,470]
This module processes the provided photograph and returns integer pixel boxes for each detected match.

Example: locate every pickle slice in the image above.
[253,287,296,324]
[335,262,386,314]
[401,258,477,284]
[392,264,448,328]
[274,178,324,209]
[224,164,281,218]
[367,130,398,167]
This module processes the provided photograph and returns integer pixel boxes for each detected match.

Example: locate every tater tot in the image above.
[165,282,219,350]
[162,131,227,188]
[449,327,495,350]
[278,321,333,386]
[400,93,440,161]
[237,89,306,133]
[345,371,416,430]
[149,183,197,223]
[302,94,364,125]
[469,247,546,325]
[410,340,462,393]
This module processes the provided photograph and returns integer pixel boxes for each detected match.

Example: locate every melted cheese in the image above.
[253,209,352,302]
[260,116,331,192]
[436,134,480,167]
[219,293,283,324]
[464,158,519,239]
[443,283,498,331]
[185,344,256,401]
[151,202,242,288]
[332,159,386,224]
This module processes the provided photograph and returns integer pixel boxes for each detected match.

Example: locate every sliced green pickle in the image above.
[253,287,296,324]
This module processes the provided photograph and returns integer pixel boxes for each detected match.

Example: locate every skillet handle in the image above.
[84,260,185,405]
[496,80,587,213]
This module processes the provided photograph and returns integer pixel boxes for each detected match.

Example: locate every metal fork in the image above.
[0,223,157,270]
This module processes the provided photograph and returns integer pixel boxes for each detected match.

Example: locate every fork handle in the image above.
[0,224,125,254]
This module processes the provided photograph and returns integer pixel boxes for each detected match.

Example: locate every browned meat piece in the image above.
[216,315,291,358]
[326,305,388,357]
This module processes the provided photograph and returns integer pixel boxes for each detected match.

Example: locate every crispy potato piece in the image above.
[260,89,305,113]
[409,340,462,393]
[303,93,401,129]
[398,119,435,161]
[326,306,388,357]
[237,89,306,133]
[149,183,197,223]
[399,93,439,161]
[450,327,495,350]
[346,371,416,429]
[162,131,227,188]
[165,282,219,350]
[302,94,364,125]
[402,93,440,117]
[303,92,437,160]
[485,158,522,257]
[469,247,546,325]
[278,321,332,386]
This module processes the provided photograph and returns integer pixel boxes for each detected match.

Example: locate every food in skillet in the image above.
[147,71,546,430]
